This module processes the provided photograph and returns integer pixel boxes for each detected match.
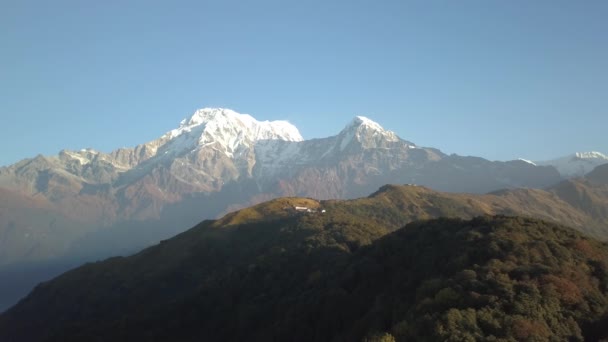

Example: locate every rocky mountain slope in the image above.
[2,211,607,341]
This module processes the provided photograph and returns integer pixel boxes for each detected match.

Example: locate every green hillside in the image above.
[2,213,608,341]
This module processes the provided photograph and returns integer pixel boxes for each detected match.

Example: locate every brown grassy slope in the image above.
[212,182,603,240]
[327,184,597,237]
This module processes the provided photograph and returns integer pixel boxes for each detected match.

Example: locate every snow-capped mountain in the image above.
[0,107,564,273]
[253,115,418,180]
[536,152,608,177]
[50,108,303,172]
[334,116,403,150]
[161,108,303,158]
[0,106,577,311]
[0,107,565,221]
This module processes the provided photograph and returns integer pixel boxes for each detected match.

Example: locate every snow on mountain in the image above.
[574,152,608,160]
[1,106,580,198]
[253,116,421,182]
[0,108,306,192]
[158,108,303,158]
[536,152,608,177]
[256,116,407,166]
[59,149,98,165]
[517,158,537,166]
[337,116,401,151]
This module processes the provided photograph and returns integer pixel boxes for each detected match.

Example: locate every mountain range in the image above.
[1,108,607,312]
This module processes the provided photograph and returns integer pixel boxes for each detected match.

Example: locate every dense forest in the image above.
[2,213,608,341]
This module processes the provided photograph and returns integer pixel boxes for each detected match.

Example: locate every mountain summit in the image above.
[162,108,303,158]
[536,151,608,177]
[335,116,405,151]
[34,108,303,173]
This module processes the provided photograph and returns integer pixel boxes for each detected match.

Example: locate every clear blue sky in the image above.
[1,0,607,166]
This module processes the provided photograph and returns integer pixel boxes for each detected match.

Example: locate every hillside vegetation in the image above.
[2,211,608,341]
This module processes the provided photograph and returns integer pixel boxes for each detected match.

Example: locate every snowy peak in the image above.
[349,116,386,132]
[168,108,303,142]
[342,116,391,134]
[517,158,537,166]
[177,107,240,129]
[159,108,303,157]
[336,116,402,151]
[574,151,608,160]
[536,151,608,177]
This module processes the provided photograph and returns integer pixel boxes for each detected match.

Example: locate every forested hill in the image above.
[2,215,608,341]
